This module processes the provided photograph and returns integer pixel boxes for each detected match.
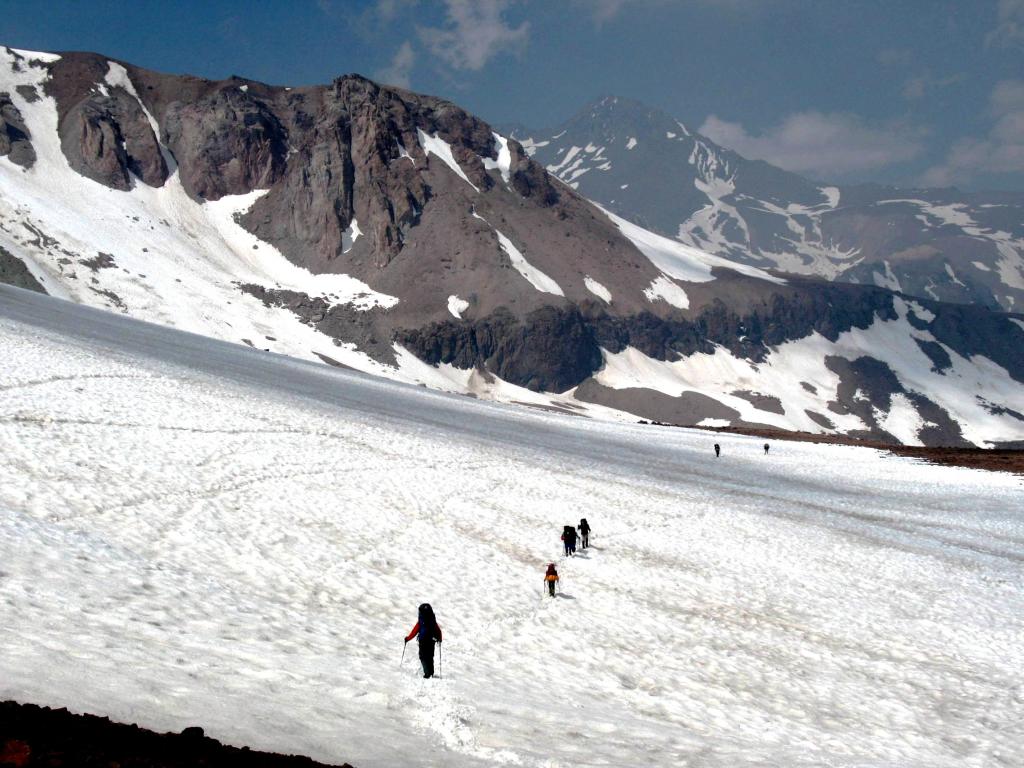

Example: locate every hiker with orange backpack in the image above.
[544,563,560,597]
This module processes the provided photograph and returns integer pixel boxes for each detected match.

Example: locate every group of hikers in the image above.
[560,517,590,556]
[406,440,777,678]
[546,517,590,596]
[714,442,770,457]
[404,518,592,678]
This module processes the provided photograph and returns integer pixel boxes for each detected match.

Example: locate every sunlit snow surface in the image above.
[1,287,1023,768]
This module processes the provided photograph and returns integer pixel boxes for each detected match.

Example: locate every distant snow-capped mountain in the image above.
[509,96,1024,313]
[1,47,1022,447]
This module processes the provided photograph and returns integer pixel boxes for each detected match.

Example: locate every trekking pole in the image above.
[400,641,407,667]
[439,643,443,679]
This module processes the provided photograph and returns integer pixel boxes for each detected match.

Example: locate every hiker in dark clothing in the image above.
[405,603,443,678]
[764,443,770,455]
[714,443,721,458]
[577,518,591,549]
[544,563,560,597]
[561,525,577,556]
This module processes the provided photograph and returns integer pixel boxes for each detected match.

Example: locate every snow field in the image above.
[1,293,1023,768]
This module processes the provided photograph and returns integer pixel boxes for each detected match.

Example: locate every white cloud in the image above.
[574,0,757,22]
[901,72,965,102]
[374,41,416,89]
[698,111,925,178]
[876,48,912,67]
[374,0,418,21]
[990,78,1024,114]
[921,79,1024,186]
[418,0,529,71]
[986,0,1024,48]
[578,0,631,22]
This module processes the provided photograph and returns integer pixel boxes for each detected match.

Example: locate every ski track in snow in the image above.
[1,288,1023,768]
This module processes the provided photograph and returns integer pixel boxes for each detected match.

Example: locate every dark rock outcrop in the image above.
[0,247,45,293]
[397,305,602,392]
[398,281,900,392]
[0,700,353,768]
[0,91,34,167]
[57,89,167,189]
[238,283,395,365]
[925,302,1024,384]
[163,86,288,200]
[574,381,743,424]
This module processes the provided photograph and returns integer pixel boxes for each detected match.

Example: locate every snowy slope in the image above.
[2,285,1023,768]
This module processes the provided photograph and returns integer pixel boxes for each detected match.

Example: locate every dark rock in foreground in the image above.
[0,247,46,293]
[0,700,353,768]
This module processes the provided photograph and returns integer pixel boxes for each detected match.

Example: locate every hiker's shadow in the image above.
[556,593,576,600]
[585,546,603,551]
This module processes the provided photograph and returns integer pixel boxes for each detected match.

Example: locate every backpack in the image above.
[418,603,437,640]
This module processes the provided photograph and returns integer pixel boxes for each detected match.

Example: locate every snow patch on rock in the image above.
[643,274,689,309]
[341,219,362,254]
[447,295,469,319]
[494,228,564,297]
[417,129,478,192]
[481,132,511,184]
[584,276,612,303]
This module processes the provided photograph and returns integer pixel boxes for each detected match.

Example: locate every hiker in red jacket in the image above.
[405,603,443,678]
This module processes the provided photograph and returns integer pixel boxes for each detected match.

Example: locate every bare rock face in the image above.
[397,306,602,392]
[57,89,167,190]
[242,76,504,270]
[0,91,34,167]
[162,86,288,200]
[0,246,46,293]
[241,77,432,270]
[59,98,131,189]
[508,140,558,206]
[397,278,905,392]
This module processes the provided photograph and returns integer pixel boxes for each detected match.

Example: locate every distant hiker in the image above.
[714,443,721,458]
[544,563,560,597]
[764,443,770,455]
[404,603,443,678]
[577,518,591,549]
[561,525,577,556]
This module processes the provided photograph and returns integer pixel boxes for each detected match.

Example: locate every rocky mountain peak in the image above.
[518,94,1024,312]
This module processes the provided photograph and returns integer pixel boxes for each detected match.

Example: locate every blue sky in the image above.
[2,0,1022,191]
